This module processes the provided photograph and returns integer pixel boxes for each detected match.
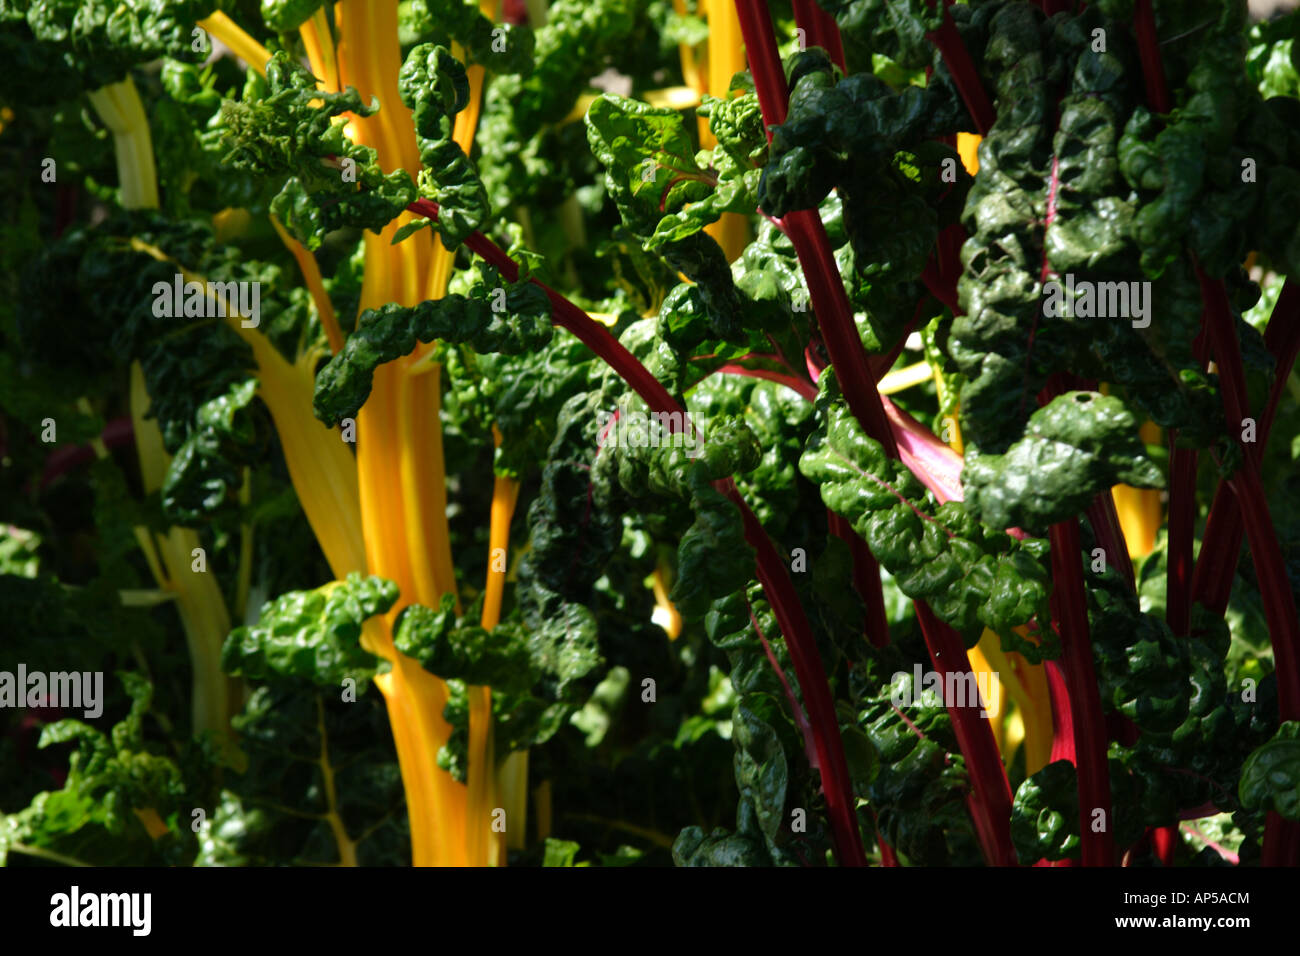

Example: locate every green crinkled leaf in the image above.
[0,525,41,578]
[671,479,755,620]
[12,213,337,538]
[945,2,1259,462]
[473,0,637,211]
[401,43,470,135]
[313,262,553,425]
[0,0,218,101]
[660,232,750,341]
[592,416,760,620]
[1247,12,1300,99]
[680,591,813,866]
[406,0,534,75]
[196,686,407,865]
[731,704,788,846]
[698,91,768,171]
[525,596,603,694]
[2,673,193,865]
[799,373,1051,644]
[222,52,376,175]
[650,167,760,249]
[542,837,582,866]
[260,0,325,32]
[222,51,417,250]
[393,595,538,693]
[570,666,629,748]
[161,377,266,522]
[858,667,974,865]
[398,44,489,247]
[1011,760,1082,863]
[413,479,607,777]
[731,220,808,327]
[759,50,964,220]
[961,391,1163,534]
[583,93,756,341]
[516,392,623,607]
[270,167,418,252]
[221,573,397,688]
[820,0,944,74]
[1089,567,1190,734]
[596,412,762,499]
[585,92,715,238]
[672,825,771,866]
[1240,722,1300,820]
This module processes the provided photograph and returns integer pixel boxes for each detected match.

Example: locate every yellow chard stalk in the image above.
[957,132,980,176]
[1111,420,1163,560]
[86,78,158,210]
[330,0,474,867]
[300,7,340,94]
[126,235,369,583]
[699,0,749,261]
[973,627,1054,776]
[133,807,171,840]
[199,11,274,75]
[878,360,935,397]
[475,428,522,865]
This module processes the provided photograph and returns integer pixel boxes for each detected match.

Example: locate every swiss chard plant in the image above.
[1,0,1299,869]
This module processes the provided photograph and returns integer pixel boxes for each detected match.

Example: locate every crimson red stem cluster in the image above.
[738,0,1016,865]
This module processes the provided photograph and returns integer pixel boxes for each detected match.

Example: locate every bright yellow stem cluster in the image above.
[203,0,508,868]
[332,0,487,867]
[973,627,1053,775]
[125,240,383,867]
